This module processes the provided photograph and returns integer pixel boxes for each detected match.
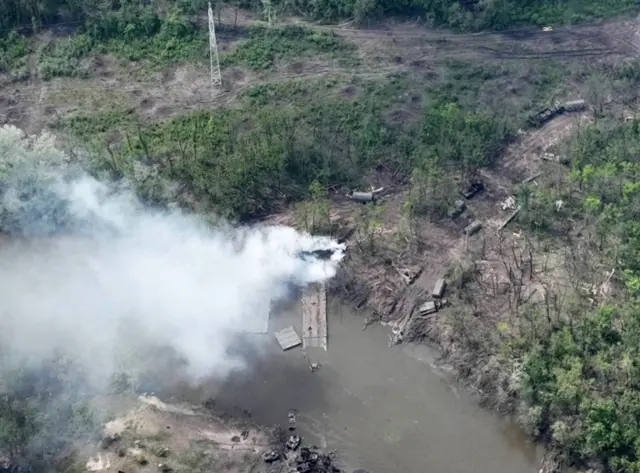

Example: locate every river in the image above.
[206,299,542,473]
[0,231,541,473]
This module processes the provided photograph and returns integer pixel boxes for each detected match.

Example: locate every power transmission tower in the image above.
[208,2,222,90]
[262,0,273,27]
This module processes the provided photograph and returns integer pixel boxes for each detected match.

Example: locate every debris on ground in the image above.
[521,172,543,185]
[130,449,148,465]
[463,220,483,236]
[295,447,342,473]
[541,152,569,165]
[101,419,125,448]
[155,447,170,458]
[501,196,516,211]
[84,396,287,473]
[391,298,450,346]
[448,199,466,219]
[86,453,111,471]
[460,181,484,200]
[261,417,343,473]
[303,353,320,372]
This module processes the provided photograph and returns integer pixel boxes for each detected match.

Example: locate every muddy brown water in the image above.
[204,300,542,473]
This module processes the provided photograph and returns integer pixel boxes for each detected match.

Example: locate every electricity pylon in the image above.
[208,3,222,90]
[262,0,274,27]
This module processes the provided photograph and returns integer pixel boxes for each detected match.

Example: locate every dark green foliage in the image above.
[14,5,209,79]
[271,0,634,29]
[221,25,354,70]
[58,97,395,218]
[0,31,29,74]
[509,119,640,472]
[37,34,93,79]
[419,101,512,175]
[85,8,207,66]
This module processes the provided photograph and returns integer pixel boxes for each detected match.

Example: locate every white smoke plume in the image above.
[0,125,345,382]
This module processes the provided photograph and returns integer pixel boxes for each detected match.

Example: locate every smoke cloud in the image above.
[0,125,345,382]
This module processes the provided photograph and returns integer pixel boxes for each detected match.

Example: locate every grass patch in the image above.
[55,107,139,136]
[240,77,341,106]
[221,25,356,70]
[38,34,94,79]
[35,9,207,80]
[0,31,30,76]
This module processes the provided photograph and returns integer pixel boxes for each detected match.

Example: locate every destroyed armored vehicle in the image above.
[297,247,344,261]
[286,435,302,450]
[527,107,559,127]
[263,450,281,463]
[297,447,320,464]
[448,199,466,219]
[460,181,484,200]
[527,99,586,128]
[418,301,437,315]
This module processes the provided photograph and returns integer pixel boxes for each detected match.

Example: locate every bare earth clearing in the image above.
[1,10,640,133]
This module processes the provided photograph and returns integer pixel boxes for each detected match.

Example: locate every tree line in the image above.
[0,0,634,35]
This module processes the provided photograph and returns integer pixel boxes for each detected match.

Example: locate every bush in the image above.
[0,31,29,75]
[221,25,354,70]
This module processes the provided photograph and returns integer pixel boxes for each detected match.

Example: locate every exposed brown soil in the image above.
[83,394,342,473]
